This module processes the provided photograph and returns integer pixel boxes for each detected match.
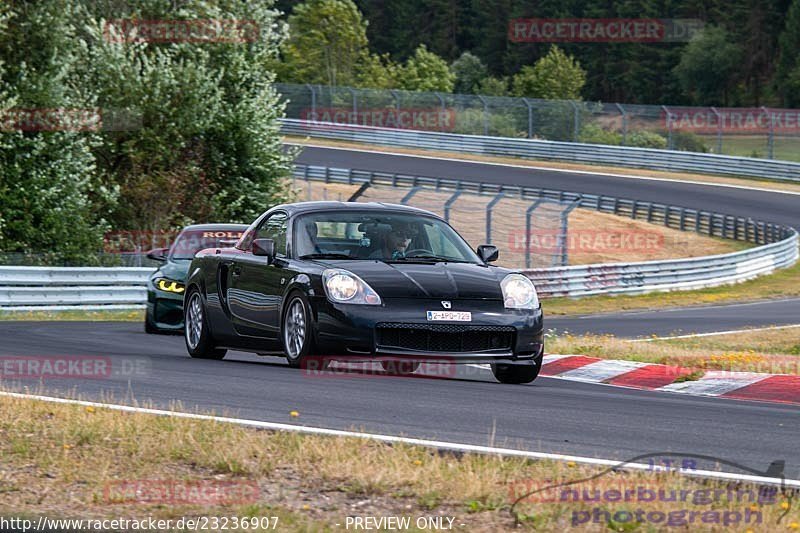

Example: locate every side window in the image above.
[255,212,288,257]
[236,227,256,251]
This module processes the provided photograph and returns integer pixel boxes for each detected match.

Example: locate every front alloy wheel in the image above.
[184,290,226,360]
[283,293,327,369]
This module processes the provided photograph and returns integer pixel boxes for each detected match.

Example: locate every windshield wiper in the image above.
[388,255,469,263]
[298,253,352,260]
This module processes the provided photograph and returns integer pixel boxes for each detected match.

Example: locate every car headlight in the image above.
[501,273,539,309]
[155,278,185,294]
[322,269,381,305]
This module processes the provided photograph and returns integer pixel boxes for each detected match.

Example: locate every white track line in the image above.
[289,142,800,196]
[1,390,797,489]
[630,324,800,342]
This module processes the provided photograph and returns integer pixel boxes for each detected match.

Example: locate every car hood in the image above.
[323,260,505,300]
[153,260,191,282]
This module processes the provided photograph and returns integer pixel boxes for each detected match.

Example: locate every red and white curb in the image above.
[540,355,800,405]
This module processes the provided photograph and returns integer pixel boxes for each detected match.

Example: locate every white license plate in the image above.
[426,311,472,322]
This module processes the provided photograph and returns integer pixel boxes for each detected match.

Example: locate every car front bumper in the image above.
[312,297,543,364]
[146,286,185,331]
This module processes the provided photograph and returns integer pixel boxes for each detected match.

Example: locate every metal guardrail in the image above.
[0,164,796,308]
[0,266,153,308]
[281,119,800,183]
[293,164,799,297]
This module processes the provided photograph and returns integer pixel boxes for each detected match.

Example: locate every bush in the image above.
[671,131,710,153]
[627,131,668,149]
[578,124,622,145]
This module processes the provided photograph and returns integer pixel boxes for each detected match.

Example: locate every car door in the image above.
[228,211,289,339]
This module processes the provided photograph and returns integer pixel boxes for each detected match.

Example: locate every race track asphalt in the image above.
[5,145,799,480]
[3,321,799,478]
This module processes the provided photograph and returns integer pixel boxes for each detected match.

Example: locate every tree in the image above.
[357,52,401,89]
[398,44,455,92]
[474,76,510,96]
[776,0,800,106]
[451,51,487,93]
[511,46,586,100]
[0,1,111,262]
[83,0,296,227]
[281,0,369,86]
[673,26,742,106]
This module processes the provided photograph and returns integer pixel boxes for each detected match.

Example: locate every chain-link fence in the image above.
[293,175,581,269]
[277,83,800,162]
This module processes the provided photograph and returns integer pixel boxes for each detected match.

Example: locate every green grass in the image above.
[699,134,800,162]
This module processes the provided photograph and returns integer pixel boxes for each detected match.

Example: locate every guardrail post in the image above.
[679,208,686,231]
[400,186,421,204]
[616,103,627,145]
[711,106,722,154]
[523,98,534,139]
[525,199,545,269]
[485,192,505,244]
[443,190,463,223]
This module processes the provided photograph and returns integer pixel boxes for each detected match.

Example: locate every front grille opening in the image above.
[376,323,514,353]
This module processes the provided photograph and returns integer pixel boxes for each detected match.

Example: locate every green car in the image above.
[145,224,247,333]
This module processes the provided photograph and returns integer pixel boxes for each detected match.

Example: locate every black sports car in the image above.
[184,202,544,384]
[145,224,247,333]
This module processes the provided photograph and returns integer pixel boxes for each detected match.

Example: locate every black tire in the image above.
[281,291,319,369]
[380,360,421,375]
[491,352,543,384]
[184,288,227,360]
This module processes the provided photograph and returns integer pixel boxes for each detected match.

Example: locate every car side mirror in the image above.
[252,238,275,262]
[146,247,169,261]
[477,244,499,263]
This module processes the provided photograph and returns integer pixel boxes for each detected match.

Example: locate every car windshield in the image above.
[294,211,480,263]
[169,229,245,260]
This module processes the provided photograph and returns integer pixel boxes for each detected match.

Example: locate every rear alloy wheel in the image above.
[283,292,327,369]
[491,360,540,384]
[380,360,421,375]
[184,290,227,360]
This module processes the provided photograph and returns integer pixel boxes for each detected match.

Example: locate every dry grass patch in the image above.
[548,326,800,374]
[0,308,145,322]
[1,393,798,531]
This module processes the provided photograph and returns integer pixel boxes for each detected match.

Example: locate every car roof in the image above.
[273,201,441,218]
[179,223,249,231]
